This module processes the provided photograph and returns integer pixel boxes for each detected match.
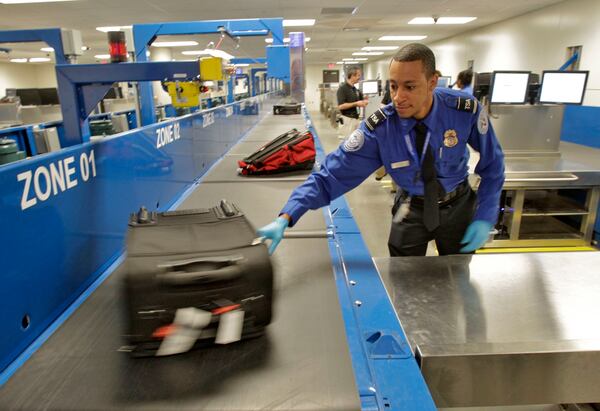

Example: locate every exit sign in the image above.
[328,63,335,69]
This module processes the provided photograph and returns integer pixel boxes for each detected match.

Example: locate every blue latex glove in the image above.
[257,216,289,255]
[460,220,493,253]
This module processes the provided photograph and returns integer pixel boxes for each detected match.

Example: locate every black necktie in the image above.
[414,123,439,232]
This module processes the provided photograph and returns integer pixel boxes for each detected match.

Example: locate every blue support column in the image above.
[227,76,234,104]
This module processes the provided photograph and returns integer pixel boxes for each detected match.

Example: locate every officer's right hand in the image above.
[257,216,289,255]
[356,100,368,108]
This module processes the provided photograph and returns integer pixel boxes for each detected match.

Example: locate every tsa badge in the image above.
[443,129,458,147]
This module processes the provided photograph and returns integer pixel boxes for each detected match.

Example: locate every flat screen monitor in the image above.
[5,88,17,97]
[539,70,588,105]
[437,76,451,88]
[361,80,379,95]
[39,88,60,105]
[489,71,531,104]
[16,88,42,106]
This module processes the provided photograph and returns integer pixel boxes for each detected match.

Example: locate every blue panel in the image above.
[0,95,278,376]
[266,45,290,81]
[561,105,600,149]
[560,105,600,240]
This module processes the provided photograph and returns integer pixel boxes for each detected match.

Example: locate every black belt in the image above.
[410,180,470,206]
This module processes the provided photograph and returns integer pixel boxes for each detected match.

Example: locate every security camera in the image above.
[432,16,439,23]
[366,38,372,44]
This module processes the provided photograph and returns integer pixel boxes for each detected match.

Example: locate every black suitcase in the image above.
[273,103,301,115]
[123,200,273,357]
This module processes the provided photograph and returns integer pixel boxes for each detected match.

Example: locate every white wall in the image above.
[34,65,58,88]
[305,64,342,111]
[363,0,600,106]
[0,63,57,96]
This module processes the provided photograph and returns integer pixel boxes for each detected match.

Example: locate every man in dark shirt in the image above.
[337,66,368,138]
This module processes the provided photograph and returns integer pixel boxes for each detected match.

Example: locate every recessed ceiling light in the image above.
[265,37,311,44]
[0,0,76,3]
[10,58,28,63]
[283,19,316,27]
[152,41,199,47]
[181,49,235,60]
[40,47,54,52]
[378,35,427,41]
[96,26,132,33]
[361,46,399,51]
[408,17,476,25]
[437,17,476,24]
[408,17,435,25]
[29,57,51,62]
[94,54,110,59]
[352,52,384,56]
[81,46,90,51]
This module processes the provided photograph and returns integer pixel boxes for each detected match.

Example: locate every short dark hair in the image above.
[457,69,473,86]
[391,43,436,78]
[346,66,361,80]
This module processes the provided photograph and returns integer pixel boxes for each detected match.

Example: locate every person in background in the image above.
[455,69,474,95]
[258,43,504,257]
[336,66,369,138]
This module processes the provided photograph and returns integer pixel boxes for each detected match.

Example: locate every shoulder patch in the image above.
[477,107,489,134]
[453,96,478,113]
[342,129,365,152]
[364,109,387,131]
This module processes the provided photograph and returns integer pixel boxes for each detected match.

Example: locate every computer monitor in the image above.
[16,88,42,106]
[539,70,588,105]
[437,76,451,88]
[489,71,531,104]
[5,88,17,97]
[39,88,60,105]
[360,80,379,95]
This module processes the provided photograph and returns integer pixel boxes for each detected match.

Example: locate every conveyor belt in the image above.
[375,252,600,408]
[0,110,360,410]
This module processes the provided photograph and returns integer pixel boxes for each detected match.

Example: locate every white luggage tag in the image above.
[156,307,212,356]
[215,310,245,344]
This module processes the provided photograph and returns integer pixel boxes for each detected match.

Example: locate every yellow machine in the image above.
[165,57,225,108]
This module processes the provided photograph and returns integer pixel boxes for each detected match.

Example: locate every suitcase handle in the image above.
[158,255,243,285]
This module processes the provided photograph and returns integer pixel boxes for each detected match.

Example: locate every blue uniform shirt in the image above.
[281,88,505,226]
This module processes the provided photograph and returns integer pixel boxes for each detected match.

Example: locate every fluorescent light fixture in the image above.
[379,35,427,41]
[408,17,435,25]
[40,47,54,52]
[152,41,199,47]
[437,17,476,24]
[344,57,367,61]
[94,54,111,59]
[29,57,51,62]
[0,0,76,3]
[265,37,310,44]
[235,63,249,67]
[353,52,384,56]
[283,19,316,27]
[361,46,399,51]
[408,16,476,25]
[10,58,28,63]
[181,49,235,60]
[81,46,90,51]
[96,25,132,33]
[336,62,346,64]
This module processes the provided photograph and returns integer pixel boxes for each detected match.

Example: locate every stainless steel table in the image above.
[375,252,600,407]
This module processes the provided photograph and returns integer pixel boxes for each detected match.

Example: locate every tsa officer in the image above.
[258,43,505,256]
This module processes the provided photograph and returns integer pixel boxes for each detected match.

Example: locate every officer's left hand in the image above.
[460,220,494,253]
